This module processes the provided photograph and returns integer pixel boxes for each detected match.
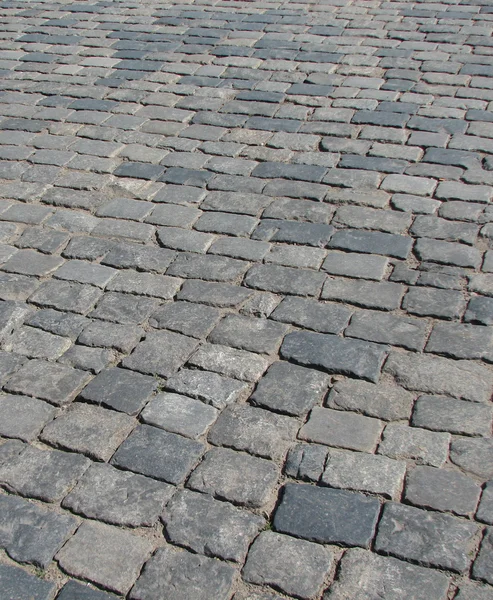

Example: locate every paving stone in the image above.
[78,320,143,353]
[178,279,253,307]
[0,273,40,302]
[474,528,493,586]
[274,483,380,547]
[322,449,405,499]
[378,423,450,468]
[0,301,32,343]
[450,438,493,480]
[0,563,56,600]
[413,395,493,437]
[328,229,412,259]
[455,582,493,600]
[0,350,25,384]
[478,482,493,525]
[405,466,482,517]
[252,219,334,247]
[63,462,173,527]
[250,361,329,417]
[281,330,387,383]
[375,502,479,573]
[167,252,249,282]
[164,489,264,562]
[111,424,204,485]
[327,379,414,421]
[5,359,92,406]
[271,296,352,335]
[285,443,328,482]
[188,447,278,508]
[188,343,268,382]
[322,251,388,281]
[465,296,493,326]
[56,521,153,595]
[245,263,326,297]
[2,249,64,276]
[0,493,77,568]
[243,531,332,600]
[415,238,481,269]
[210,314,288,354]
[41,402,135,462]
[149,301,221,338]
[101,243,176,273]
[26,309,87,340]
[54,260,117,288]
[325,548,450,600]
[29,280,103,314]
[0,444,90,502]
[57,580,119,600]
[384,351,493,403]
[426,323,493,362]
[130,546,236,600]
[322,278,405,310]
[403,286,466,320]
[0,393,56,442]
[6,325,71,360]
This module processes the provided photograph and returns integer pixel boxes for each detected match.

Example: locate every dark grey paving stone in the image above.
[450,438,493,480]
[5,359,92,406]
[325,548,450,600]
[149,301,221,338]
[281,330,387,383]
[403,286,466,320]
[40,400,135,462]
[166,253,249,282]
[0,350,25,384]
[375,502,479,573]
[0,394,56,441]
[285,443,328,483]
[130,546,236,600]
[426,323,493,362]
[29,280,103,314]
[80,367,157,415]
[322,278,405,310]
[178,280,253,307]
[0,563,56,600]
[243,531,333,600]
[0,444,90,502]
[111,424,204,485]
[56,521,153,595]
[474,528,493,586]
[122,330,199,377]
[321,251,388,281]
[245,263,326,297]
[2,249,64,276]
[465,296,493,326]
[101,243,176,273]
[89,292,160,325]
[477,482,493,525]
[77,321,144,354]
[250,361,329,416]
[26,309,88,340]
[163,489,264,562]
[271,296,352,334]
[63,463,174,527]
[252,218,334,247]
[0,493,77,568]
[328,229,412,259]
[455,582,493,600]
[273,483,380,547]
[210,314,288,354]
[187,447,278,508]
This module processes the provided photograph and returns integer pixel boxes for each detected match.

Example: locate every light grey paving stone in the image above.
[29,280,103,314]
[63,462,174,527]
[322,251,388,280]
[474,528,493,586]
[146,203,201,227]
[322,278,405,311]
[122,330,199,377]
[403,286,466,320]
[78,321,144,354]
[166,369,249,409]
[2,249,64,276]
[234,592,284,600]
[41,402,136,462]
[456,582,493,600]
[111,424,204,485]
[130,545,236,600]
[300,407,383,452]
[327,379,414,421]
[265,244,326,270]
[0,444,90,502]
[157,226,215,253]
[56,521,153,595]
[96,198,155,220]
[322,449,406,499]
[210,315,289,354]
[208,404,299,461]
[6,326,71,360]
[80,367,157,415]
[57,580,120,600]
[378,423,450,467]
[54,260,117,288]
[478,482,493,525]
[201,190,271,215]
[141,393,218,439]
[0,439,25,467]
[273,483,380,548]
[5,359,92,406]
[178,279,253,307]
[240,292,281,319]
[163,489,264,562]
[58,345,114,374]
[26,309,88,340]
[187,447,278,508]
[244,263,326,297]
[325,548,450,600]
[188,344,268,382]
[0,493,77,568]
[450,438,493,480]
[0,273,40,302]
[281,331,387,383]
[250,361,329,417]
[412,395,493,437]
[0,563,56,600]
[209,237,270,261]
[375,502,480,573]
[0,394,56,441]
[271,297,352,335]
[426,323,493,363]
[405,466,482,517]
[243,531,332,600]
[89,292,160,325]
[415,238,481,269]
[0,300,32,343]
[167,252,249,282]
[384,351,493,403]
[149,301,221,338]
[0,350,25,384]
[107,270,181,299]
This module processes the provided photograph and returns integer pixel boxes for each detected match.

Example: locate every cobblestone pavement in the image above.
[0,0,493,598]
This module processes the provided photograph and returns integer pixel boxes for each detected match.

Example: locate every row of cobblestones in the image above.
[1,0,493,598]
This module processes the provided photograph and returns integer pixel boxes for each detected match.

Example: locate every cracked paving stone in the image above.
[56,520,154,595]
[111,423,204,485]
[285,443,329,483]
[130,545,236,600]
[163,489,264,562]
[0,393,56,442]
[0,444,90,502]
[63,462,174,527]
[40,402,136,462]
[187,447,278,508]
[0,563,56,600]
[375,502,480,573]
[243,531,333,600]
[0,494,77,568]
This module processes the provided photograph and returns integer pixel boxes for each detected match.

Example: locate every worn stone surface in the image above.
[0,563,56,600]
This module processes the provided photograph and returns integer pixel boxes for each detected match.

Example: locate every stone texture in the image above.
[0,393,56,441]
[0,563,56,600]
